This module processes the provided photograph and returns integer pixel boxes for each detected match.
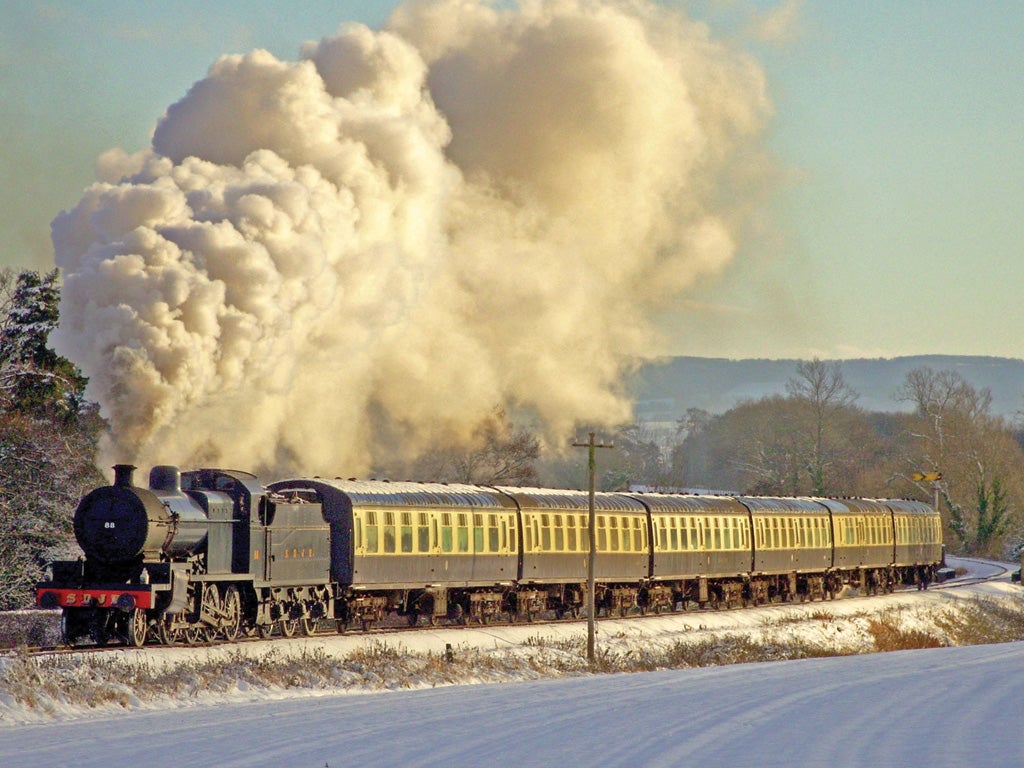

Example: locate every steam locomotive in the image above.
[36,464,944,646]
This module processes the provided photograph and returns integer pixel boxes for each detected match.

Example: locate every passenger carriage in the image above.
[498,488,649,618]
[744,497,834,602]
[633,493,753,610]
[884,498,943,585]
[814,498,899,594]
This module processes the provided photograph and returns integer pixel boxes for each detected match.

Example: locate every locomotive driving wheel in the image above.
[221,586,242,642]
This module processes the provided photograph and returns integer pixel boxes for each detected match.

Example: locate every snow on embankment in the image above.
[1,558,1022,726]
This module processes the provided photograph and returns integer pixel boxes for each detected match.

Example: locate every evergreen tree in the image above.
[0,269,88,420]
[0,268,104,608]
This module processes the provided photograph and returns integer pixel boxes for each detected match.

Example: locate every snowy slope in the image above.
[2,558,1022,767]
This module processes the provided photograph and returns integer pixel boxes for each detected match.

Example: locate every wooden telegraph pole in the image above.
[573,431,613,665]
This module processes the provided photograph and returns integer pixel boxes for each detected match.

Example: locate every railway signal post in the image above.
[573,431,613,665]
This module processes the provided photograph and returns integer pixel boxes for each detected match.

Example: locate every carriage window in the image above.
[474,513,485,551]
[441,513,453,553]
[597,516,607,550]
[383,512,396,553]
[634,517,644,551]
[540,514,551,550]
[457,513,470,552]
[418,513,430,552]
[569,517,579,551]
[401,512,413,553]
[608,517,619,552]
[365,514,378,553]
[488,514,500,552]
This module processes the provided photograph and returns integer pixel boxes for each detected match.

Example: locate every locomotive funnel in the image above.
[113,464,136,488]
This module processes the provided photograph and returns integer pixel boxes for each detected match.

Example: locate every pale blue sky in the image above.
[2,1,1022,360]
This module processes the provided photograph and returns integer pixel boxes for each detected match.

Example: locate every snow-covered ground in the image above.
[2,558,1022,767]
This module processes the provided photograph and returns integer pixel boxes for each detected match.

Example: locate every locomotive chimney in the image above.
[112,464,136,488]
[149,465,182,492]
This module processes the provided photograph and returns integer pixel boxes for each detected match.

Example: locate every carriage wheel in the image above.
[300,617,317,636]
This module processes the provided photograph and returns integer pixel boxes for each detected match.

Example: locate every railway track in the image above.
[929,557,1011,589]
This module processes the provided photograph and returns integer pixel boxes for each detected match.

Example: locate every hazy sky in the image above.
[2,0,1022,361]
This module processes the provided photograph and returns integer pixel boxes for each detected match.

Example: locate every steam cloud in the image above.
[51,0,770,477]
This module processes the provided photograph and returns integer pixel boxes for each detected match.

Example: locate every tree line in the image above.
[590,359,1024,561]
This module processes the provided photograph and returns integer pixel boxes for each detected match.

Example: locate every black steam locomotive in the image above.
[36,465,944,646]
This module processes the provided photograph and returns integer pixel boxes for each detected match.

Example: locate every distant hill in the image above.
[632,356,1024,422]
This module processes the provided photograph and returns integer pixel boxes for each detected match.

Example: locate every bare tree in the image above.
[893,367,1023,556]
[785,358,859,494]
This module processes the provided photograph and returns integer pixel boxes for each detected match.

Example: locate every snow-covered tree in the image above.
[0,268,104,608]
[0,269,88,419]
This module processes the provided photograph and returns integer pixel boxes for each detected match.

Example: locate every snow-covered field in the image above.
[2,558,1023,767]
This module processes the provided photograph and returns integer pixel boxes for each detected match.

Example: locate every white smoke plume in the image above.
[51,0,770,477]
